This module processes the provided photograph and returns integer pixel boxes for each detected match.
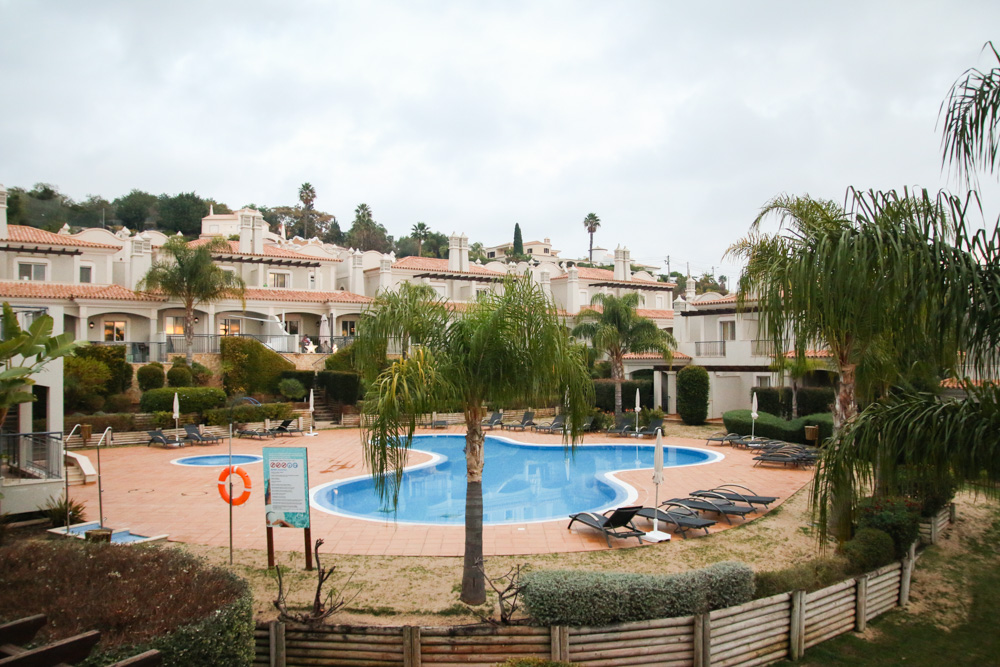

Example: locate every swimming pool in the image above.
[171,454,263,467]
[310,434,723,525]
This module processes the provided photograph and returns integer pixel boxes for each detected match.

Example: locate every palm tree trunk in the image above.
[791,379,799,419]
[588,233,593,264]
[184,302,196,365]
[461,407,487,605]
[830,362,858,542]
[612,354,624,416]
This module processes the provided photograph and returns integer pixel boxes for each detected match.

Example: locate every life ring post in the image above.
[218,465,252,506]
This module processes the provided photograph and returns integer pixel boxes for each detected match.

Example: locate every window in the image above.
[284,320,300,336]
[79,266,93,283]
[309,272,316,289]
[219,318,241,336]
[269,272,289,288]
[756,376,771,388]
[341,320,356,337]
[544,248,549,254]
[527,248,533,254]
[487,251,495,258]
[720,321,737,341]
[18,263,45,281]
[165,316,185,335]
[104,321,126,342]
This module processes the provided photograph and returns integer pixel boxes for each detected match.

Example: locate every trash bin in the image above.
[85,528,112,543]
[80,423,92,443]
[804,425,819,445]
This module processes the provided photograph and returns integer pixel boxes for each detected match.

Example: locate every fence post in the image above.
[855,576,869,632]
[550,626,569,662]
[268,620,285,667]
[403,626,421,667]
[900,542,917,606]
[693,613,711,667]
[949,502,956,525]
[790,589,806,660]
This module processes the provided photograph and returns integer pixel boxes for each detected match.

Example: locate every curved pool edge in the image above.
[171,454,264,467]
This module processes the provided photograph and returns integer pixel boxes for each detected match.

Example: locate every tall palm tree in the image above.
[355,274,593,605]
[940,41,1000,187]
[411,222,430,257]
[138,237,246,364]
[572,292,675,416]
[298,183,316,238]
[582,213,601,264]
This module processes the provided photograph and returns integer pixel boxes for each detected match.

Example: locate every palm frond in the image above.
[940,41,1000,187]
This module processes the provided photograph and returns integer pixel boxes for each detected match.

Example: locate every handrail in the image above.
[95,427,112,529]
[63,424,82,536]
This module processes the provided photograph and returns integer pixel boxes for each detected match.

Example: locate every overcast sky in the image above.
[2,1,998,278]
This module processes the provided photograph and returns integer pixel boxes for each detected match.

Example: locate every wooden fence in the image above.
[253,544,919,667]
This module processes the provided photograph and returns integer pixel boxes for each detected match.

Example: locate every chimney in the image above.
[622,246,632,281]
[238,213,253,253]
[252,214,264,255]
[448,232,461,272]
[379,253,394,293]
[613,245,625,281]
[0,184,8,240]
[686,275,696,302]
[567,264,581,314]
[540,268,551,297]
[350,249,364,293]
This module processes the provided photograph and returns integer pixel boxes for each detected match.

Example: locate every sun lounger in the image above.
[607,416,637,437]
[689,484,778,508]
[666,496,757,524]
[183,424,221,445]
[430,418,448,429]
[501,411,535,431]
[533,415,565,433]
[579,416,595,432]
[147,429,184,447]
[269,419,304,436]
[236,427,274,439]
[635,418,664,438]
[753,450,817,468]
[567,506,645,547]
[705,431,742,446]
[481,412,503,430]
[636,503,716,537]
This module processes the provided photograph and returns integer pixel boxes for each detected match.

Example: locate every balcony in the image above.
[1,431,63,482]
[751,339,776,357]
[695,340,727,357]
[92,334,357,362]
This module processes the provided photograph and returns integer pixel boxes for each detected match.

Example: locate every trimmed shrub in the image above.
[753,557,853,599]
[167,366,194,387]
[321,371,362,405]
[676,365,709,425]
[75,344,133,395]
[324,344,356,371]
[65,356,112,412]
[65,413,137,434]
[140,387,226,414]
[136,364,166,391]
[522,562,753,626]
[722,410,834,445]
[279,378,307,400]
[203,402,295,427]
[592,380,653,413]
[752,387,792,419]
[220,337,294,395]
[190,361,213,386]
[796,387,835,417]
[104,394,133,413]
[280,370,318,390]
[856,496,921,558]
[840,528,896,572]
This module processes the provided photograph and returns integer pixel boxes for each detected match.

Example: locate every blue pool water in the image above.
[171,454,263,467]
[310,434,722,525]
[63,522,153,544]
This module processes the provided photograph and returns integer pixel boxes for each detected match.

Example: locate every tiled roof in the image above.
[694,293,738,304]
[187,239,338,261]
[940,378,992,389]
[242,288,371,304]
[578,305,674,320]
[550,266,661,284]
[783,349,833,359]
[624,351,691,360]
[5,225,119,249]
[0,281,162,301]
[389,255,504,276]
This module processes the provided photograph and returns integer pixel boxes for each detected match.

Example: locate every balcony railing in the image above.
[92,334,358,361]
[751,339,776,357]
[695,340,727,357]
[1,431,63,481]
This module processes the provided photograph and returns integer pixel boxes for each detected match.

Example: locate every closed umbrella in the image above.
[751,392,759,439]
[645,428,670,542]
[305,388,318,436]
[319,313,331,350]
[172,391,180,439]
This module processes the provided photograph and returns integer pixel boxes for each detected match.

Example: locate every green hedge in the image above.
[324,345,356,371]
[64,413,137,433]
[751,387,791,418]
[856,496,921,559]
[677,365,709,425]
[76,344,133,395]
[722,409,834,445]
[137,364,166,391]
[796,387,835,417]
[140,387,227,414]
[522,562,753,626]
[592,380,653,413]
[220,337,294,395]
[321,371,362,405]
[840,528,896,573]
[203,402,295,426]
[166,366,193,387]
[280,370,318,390]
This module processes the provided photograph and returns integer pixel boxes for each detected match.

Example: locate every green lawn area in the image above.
[779,501,1000,666]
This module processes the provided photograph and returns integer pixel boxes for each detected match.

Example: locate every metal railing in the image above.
[695,340,727,357]
[92,333,357,361]
[0,431,63,481]
[92,341,165,364]
[751,339,776,357]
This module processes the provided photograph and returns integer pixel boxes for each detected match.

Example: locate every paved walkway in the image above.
[69,427,812,556]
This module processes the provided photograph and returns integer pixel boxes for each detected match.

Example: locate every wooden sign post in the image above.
[263,447,313,571]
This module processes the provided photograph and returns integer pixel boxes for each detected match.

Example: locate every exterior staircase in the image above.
[311,387,338,427]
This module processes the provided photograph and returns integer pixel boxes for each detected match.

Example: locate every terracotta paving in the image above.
[68,427,813,556]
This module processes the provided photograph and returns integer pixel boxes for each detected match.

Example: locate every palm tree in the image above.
[940,41,1000,187]
[582,213,601,264]
[572,292,675,416]
[411,222,430,257]
[298,183,317,238]
[138,237,247,364]
[355,274,593,605]
[771,354,832,418]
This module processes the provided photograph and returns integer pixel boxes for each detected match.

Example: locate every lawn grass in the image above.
[778,502,1000,666]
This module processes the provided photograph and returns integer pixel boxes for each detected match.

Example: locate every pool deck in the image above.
[68,427,812,556]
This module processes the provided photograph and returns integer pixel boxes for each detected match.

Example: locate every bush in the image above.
[42,495,87,527]
[279,378,307,400]
[676,365,709,425]
[753,557,853,599]
[752,387,792,419]
[75,345,133,395]
[203,402,295,427]
[0,541,252,667]
[321,371,362,405]
[589,409,614,431]
[324,345,356,371]
[856,496,921,558]
[103,394,133,413]
[638,407,664,427]
[722,410,834,445]
[893,465,958,517]
[65,413,137,434]
[65,356,112,412]
[166,366,193,387]
[140,387,226,414]
[841,528,896,572]
[220,337,294,395]
[522,562,753,626]
[592,380,653,413]
[190,362,213,386]
[280,370,318,390]
[136,364,166,391]
[796,387,835,417]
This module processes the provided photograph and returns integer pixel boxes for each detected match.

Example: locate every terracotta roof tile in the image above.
[550,266,660,284]
[940,378,992,389]
[578,305,674,320]
[187,239,338,261]
[5,225,119,249]
[695,293,738,304]
[0,281,162,301]
[389,255,503,276]
[783,349,833,359]
[624,351,691,360]
[242,288,371,304]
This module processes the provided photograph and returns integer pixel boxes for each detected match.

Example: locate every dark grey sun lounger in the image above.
[667,496,757,524]
[502,411,535,431]
[690,484,778,508]
[635,418,664,438]
[636,503,716,538]
[481,412,503,430]
[533,415,565,433]
[147,429,183,447]
[184,424,221,445]
[567,506,646,547]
